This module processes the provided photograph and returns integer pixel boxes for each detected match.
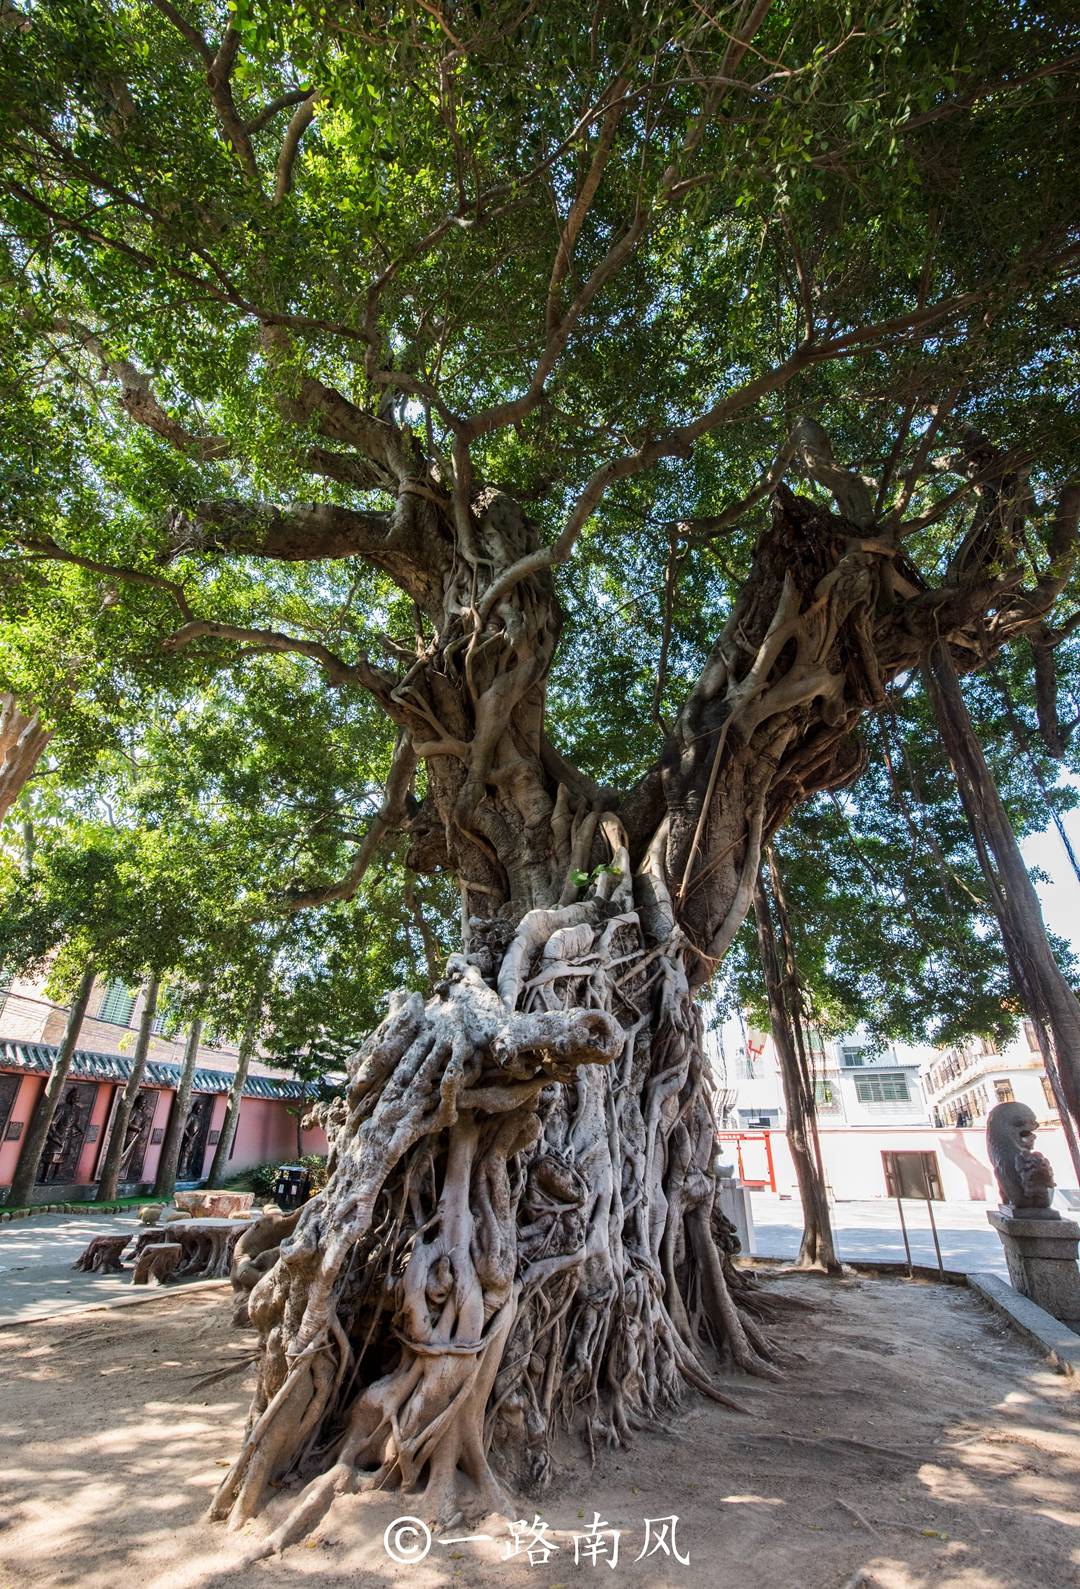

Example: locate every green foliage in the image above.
[0,1,1077,1061]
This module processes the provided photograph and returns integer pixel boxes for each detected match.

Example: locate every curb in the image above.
[0,1202,129,1221]
[967,1271,1080,1377]
[0,1276,229,1330]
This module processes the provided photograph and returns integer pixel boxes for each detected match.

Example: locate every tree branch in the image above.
[283,733,417,910]
[48,318,230,461]
[15,537,193,620]
[161,617,399,703]
[273,93,318,203]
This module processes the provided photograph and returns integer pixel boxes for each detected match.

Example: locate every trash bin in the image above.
[274,1165,311,1211]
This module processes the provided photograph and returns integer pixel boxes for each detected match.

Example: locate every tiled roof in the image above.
[0,1039,314,1100]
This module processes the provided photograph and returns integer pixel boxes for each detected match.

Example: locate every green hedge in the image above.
[248,1153,329,1200]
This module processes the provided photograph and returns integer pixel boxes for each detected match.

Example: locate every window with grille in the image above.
[994,1079,1015,1104]
[1042,1076,1057,1111]
[97,980,136,1026]
[854,1074,910,1103]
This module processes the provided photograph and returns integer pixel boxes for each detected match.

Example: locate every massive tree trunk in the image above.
[153,1013,204,1199]
[753,851,839,1273]
[211,479,1063,1553]
[0,692,51,825]
[7,962,95,1206]
[925,643,1080,1177]
[97,973,160,1202]
[208,485,907,1551]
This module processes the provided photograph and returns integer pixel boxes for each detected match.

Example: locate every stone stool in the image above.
[132,1242,183,1285]
[73,1232,131,1273]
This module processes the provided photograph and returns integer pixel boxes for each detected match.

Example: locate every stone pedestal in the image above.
[987,1209,1080,1328]
[716,1178,755,1256]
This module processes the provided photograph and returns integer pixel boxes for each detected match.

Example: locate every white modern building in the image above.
[919,1021,1059,1128]
[713,1018,930,1129]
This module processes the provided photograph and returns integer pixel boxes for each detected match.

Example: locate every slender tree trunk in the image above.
[96,972,160,1201]
[7,962,95,1206]
[753,853,840,1273]
[153,1013,204,1200]
[0,692,51,825]
[926,642,1080,1181]
[206,1009,258,1189]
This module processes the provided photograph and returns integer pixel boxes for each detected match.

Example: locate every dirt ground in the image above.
[0,1271,1076,1589]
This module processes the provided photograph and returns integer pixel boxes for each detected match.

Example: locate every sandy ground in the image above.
[0,1271,1076,1589]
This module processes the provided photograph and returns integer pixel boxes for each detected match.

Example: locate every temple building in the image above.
[0,972,328,1204]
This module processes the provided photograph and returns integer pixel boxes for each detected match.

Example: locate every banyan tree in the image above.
[2,0,1078,1554]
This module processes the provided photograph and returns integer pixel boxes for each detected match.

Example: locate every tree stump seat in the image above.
[72,1232,131,1273]
[129,1227,173,1262]
[132,1242,183,1285]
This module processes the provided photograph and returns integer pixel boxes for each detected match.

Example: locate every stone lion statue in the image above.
[986,1100,1057,1216]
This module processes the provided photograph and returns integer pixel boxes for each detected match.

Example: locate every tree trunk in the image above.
[153,1014,204,1200]
[212,891,777,1550]
[753,853,840,1272]
[926,643,1080,1180]
[96,973,160,1202]
[7,962,95,1206]
[0,692,51,825]
[206,1010,258,1189]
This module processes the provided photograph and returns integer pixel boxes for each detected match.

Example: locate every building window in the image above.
[1042,1076,1057,1111]
[97,981,136,1026]
[815,1080,834,1107]
[840,1044,865,1068]
[854,1074,910,1103]
[1023,1020,1040,1054]
[994,1079,1015,1104]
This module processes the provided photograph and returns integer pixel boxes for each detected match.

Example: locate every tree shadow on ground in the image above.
[0,1277,1075,1589]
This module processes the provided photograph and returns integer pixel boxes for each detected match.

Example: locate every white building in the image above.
[717,1019,930,1129]
[919,1022,1059,1128]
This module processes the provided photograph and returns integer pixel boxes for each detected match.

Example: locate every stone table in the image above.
[162,1217,253,1280]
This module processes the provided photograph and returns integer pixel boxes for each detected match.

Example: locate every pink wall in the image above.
[0,1068,327,1190]
[731,1123,1077,1201]
[74,1082,116,1184]
[0,1072,42,1186]
[229,1096,326,1174]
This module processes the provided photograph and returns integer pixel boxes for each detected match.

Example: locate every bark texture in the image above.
[0,692,51,825]
[7,962,95,1206]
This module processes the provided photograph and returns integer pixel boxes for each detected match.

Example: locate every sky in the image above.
[1022,805,1080,956]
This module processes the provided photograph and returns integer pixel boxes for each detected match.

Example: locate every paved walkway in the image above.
[750,1192,1010,1274]
[0,1208,215,1324]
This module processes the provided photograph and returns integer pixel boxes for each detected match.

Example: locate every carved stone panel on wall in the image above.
[37,1080,98,1184]
[177,1094,214,1181]
[0,1073,20,1140]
